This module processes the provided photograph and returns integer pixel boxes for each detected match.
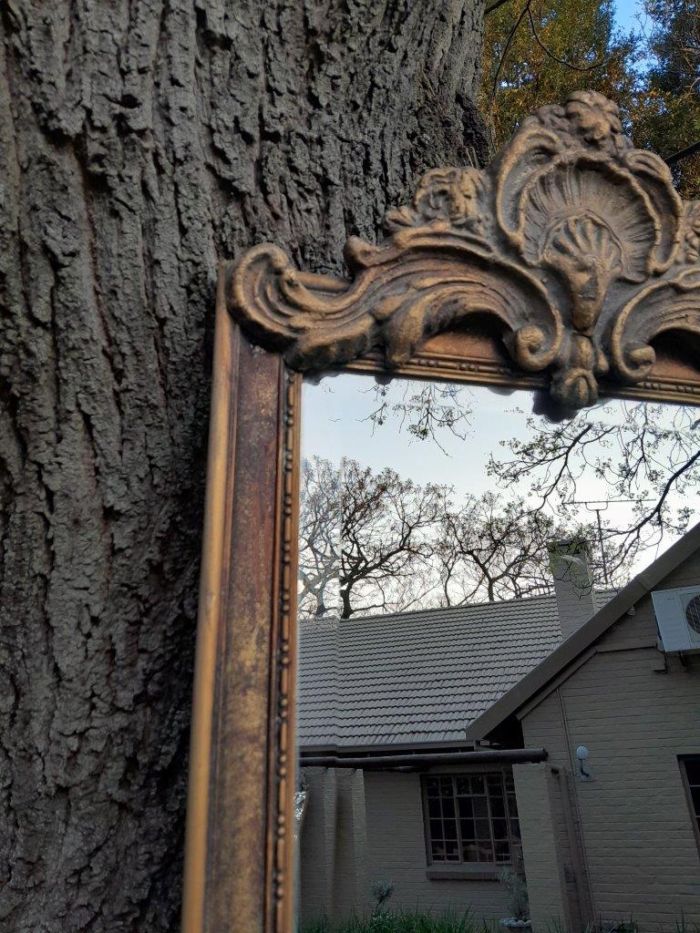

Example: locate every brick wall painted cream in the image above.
[364,770,512,920]
[520,550,700,931]
[299,767,337,923]
[299,767,370,924]
[299,766,513,924]
[513,763,570,926]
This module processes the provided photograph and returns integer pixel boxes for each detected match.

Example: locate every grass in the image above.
[301,910,498,933]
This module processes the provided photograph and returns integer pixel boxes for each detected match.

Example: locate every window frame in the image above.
[421,771,521,869]
[679,756,700,856]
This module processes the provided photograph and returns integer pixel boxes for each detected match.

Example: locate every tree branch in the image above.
[486,0,515,14]
[526,5,612,72]
[492,1,532,99]
[665,140,700,165]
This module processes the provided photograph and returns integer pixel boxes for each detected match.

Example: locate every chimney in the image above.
[548,539,597,640]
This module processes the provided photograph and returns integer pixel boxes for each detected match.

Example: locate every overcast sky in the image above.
[301,373,697,582]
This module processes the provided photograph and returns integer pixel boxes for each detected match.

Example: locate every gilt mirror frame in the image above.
[181,92,700,933]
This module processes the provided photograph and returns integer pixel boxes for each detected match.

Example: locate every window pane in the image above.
[495,841,511,862]
[490,796,505,817]
[685,760,700,785]
[463,841,481,861]
[473,796,488,818]
[477,842,495,862]
[432,841,447,860]
[691,786,700,816]
[444,840,459,860]
[424,773,520,867]
[458,798,474,819]
[443,818,457,840]
[487,775,503,795]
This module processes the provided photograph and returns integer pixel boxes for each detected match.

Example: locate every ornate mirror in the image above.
[181,93,700,933]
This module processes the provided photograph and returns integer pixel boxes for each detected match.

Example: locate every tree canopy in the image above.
[480,0,700,196]
[300,380,699,621]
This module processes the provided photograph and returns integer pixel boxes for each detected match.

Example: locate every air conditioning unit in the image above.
[651,586,700,653]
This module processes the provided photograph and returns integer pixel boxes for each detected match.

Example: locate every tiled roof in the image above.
[298,592,612,749]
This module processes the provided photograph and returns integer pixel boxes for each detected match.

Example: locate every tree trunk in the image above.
[0,2,486,929]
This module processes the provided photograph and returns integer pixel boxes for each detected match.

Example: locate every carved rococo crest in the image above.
[229,91,700,409]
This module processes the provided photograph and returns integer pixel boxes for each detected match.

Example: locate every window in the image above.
[422,773,521,865]
[681,757,700,842]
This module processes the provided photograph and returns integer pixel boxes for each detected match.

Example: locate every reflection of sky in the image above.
[301,372,695,579]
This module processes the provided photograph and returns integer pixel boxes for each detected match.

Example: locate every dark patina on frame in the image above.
[181,92,700,932]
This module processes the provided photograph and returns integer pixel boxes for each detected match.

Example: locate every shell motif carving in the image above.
[228,91,700,409]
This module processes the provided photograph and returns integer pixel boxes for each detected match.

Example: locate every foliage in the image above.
[299,456,446,619]
[488,401,700,574]
[637,0,700,196]
[674,911,700,933]
[365,383,472,454]
[371,880,395,917]
[300,909,496,933]
[480,0,700,197]
[346,379,698,610]
[479,0,638,156]
[498,867,529,922]
[297,452,633,620]
[436,492,584,604]
[299,390,700,619]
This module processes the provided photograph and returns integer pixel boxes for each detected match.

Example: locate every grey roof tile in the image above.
[298,591,613,749]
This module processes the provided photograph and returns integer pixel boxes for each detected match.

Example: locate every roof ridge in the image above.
[299,591,564,627]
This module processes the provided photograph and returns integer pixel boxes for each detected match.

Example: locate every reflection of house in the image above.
[298,526,700,930]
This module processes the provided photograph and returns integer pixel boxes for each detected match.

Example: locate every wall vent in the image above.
[651,586,700,653]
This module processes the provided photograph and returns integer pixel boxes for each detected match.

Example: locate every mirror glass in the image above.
[296,372,700,933]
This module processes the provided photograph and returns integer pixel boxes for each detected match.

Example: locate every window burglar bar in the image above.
[423,773,521,864]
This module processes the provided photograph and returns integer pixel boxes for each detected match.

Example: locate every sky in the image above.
[296,0,691,607]
[614,0,642,31]
[300,372,698,587]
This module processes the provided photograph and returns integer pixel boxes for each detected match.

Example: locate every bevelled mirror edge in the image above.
[182,91,700,933]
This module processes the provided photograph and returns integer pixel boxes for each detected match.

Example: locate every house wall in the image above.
[512,762,589,930]
[299,765,512,926]
[364,770,511,920]
[299,767,369,925]
[519,553,700,932]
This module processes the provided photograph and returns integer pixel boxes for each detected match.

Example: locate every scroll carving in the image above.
[228,92,700,409]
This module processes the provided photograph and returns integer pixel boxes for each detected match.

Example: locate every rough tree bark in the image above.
[0,2,486,929]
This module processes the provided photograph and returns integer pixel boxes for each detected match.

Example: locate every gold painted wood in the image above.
[184,94,700,933]
[228,92,700,410]
[182,274,301,932]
